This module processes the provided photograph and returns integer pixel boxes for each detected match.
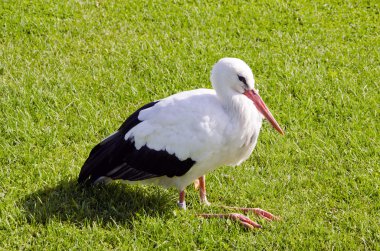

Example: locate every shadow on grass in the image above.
[21,179,174,228]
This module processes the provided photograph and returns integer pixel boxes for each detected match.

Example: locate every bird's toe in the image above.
[222,206,280,221]
[198,213,262,229]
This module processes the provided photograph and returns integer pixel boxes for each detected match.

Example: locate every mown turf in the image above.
[1,0,379,250]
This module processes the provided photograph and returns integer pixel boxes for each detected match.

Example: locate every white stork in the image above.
[78,58,284,229]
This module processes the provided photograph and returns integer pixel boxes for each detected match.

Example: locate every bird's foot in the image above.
[198,207,279,230]
[198,213,262,229]
[177,201,187,210]
[222,206,280,221]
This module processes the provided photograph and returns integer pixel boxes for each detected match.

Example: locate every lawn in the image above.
[1,0,379,250]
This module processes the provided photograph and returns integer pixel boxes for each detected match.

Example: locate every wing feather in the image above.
[78,101,196,184]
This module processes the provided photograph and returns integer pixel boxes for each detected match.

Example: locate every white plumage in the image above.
[79,58,284,224]
[125,87,262,191]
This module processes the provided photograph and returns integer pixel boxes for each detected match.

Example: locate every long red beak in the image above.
[244,89,284,135]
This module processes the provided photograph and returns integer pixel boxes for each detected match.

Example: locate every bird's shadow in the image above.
[21,179,175,229]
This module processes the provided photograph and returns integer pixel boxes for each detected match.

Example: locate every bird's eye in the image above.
[238,75,247,86]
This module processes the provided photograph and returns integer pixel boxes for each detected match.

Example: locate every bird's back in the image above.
[128,89,231,161]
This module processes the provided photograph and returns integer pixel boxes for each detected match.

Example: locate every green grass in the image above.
[1,0,379,249]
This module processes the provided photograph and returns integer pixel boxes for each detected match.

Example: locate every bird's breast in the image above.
[221,97,263,166]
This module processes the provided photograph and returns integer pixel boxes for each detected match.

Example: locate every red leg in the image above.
[177,190,186,210]
[198,176,210,205]
[192,177,279,229]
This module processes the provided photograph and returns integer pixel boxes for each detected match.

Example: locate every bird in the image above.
[78,58,284,229]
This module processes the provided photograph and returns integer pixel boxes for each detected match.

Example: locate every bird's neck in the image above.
[223,94,262,145]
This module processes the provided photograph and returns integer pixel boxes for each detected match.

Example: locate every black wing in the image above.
[78,101,196,184]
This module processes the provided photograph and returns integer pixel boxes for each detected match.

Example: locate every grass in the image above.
[0,0,379,249]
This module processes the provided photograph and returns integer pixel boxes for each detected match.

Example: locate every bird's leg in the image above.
[221,206,280,221]
[198,176,210,206]
[177,190,186,210]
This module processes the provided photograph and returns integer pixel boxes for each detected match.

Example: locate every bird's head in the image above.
[211,58,284,135]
